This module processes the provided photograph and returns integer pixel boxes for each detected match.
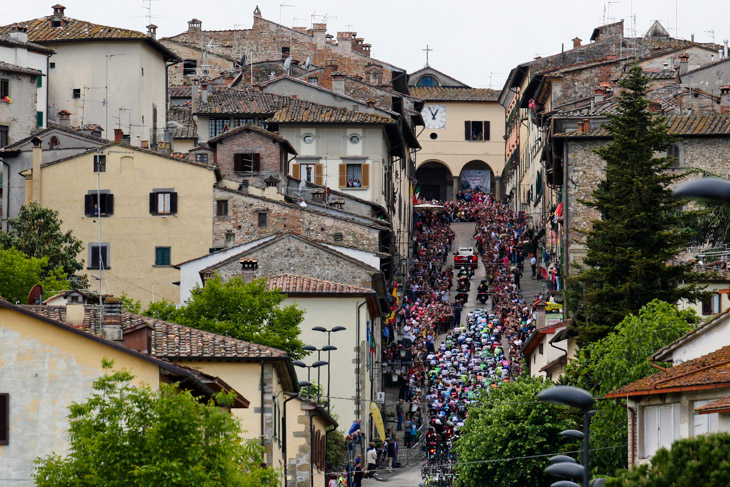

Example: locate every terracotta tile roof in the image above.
[170,86,192,98]
[268,98,396,124]
[409,87,499,102]
[695,397,730,414]
[267,273,376,295]
[195,87,283,114]
[23,305,288,359]
[0,33,54,53]
[207,123,297,154]
[168,106,197,139]
[606,345,730,397]
[555,114,730,137]
[0,61,42,77]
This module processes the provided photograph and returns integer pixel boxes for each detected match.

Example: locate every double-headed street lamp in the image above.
[312,326,346,412]
[292,360,328,400]
[302,345,337,406]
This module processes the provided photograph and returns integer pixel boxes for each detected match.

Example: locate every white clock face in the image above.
[423,104,446,129]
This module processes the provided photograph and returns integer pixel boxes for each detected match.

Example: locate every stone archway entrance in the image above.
[458,160,496,195]
[416,160,453,201]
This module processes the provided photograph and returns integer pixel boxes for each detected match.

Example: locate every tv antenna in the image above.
[280,3,295,25]
[705,29,716,44]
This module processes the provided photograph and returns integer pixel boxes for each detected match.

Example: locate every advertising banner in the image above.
[460,169,491,193]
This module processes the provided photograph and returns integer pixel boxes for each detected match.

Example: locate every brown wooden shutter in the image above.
[484,121,490,141]
[0,393,8,445]
[233,154,242,172]
[315,164,324,185]
[149,193,157,214]
[292,163,301,179]
[339,164,347,188]
[170,192,178,214]
[252,153,261,172]
[464,121,471,140]
[106,194,114,215]
[84,194,93,216]
[361,163,370,188]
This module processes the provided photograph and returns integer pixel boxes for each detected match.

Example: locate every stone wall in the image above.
[213,187,382,252]
[213,127,287,188]
[212,234,376,288]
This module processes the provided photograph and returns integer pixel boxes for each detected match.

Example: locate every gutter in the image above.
[356,300,366,421]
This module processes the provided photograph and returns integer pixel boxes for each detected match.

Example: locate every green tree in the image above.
[34,362,279,487]
[606,433,730,487]
[0,247,70,302]
[0,202,84,279]
[569,63,706,345]
[326,427,346,473]
[453,377,573,487]
[146,275,306,359]
[563,300,698,474]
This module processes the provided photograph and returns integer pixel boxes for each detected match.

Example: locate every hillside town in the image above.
[2,3,730,487]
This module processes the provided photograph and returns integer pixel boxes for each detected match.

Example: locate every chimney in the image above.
[224,230,235,248]
[679,53,689,74]
[101,297,123,342]
[146,24,157,39]
[240,258,259,281]
[580,118,591,132]
[332,73,345,94]
[114,128,123,143]
[721,86,730,114]
[594,88,604,104]
[52,4,66,16]
[725,40,729,60]
[253,5,262,18]
[366,99,376,108]
[31,136,42,204]
[57,109,71,126]
[9,24,28,44]
[200,82,208,103]
[188,18,202,32]
[572,37,582,48]
[662,62,670,71]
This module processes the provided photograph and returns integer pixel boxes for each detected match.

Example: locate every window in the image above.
[50,62,55,69]
[84,192,114,217]
[0,79,8,99]
[349,135,360,144]
[257,212,267,227]
[36,111,43,127]
[693,400,720,437]
[37,74,42,88]
[149,190,178,215]
[302,164,316,183]
[465,121,490,141]
[643,405,679,458]
[183,59,197,76]
[51,19,62,28]
[88,243,110,269]
[416,75,439,87]
[0,393,8,445]
[195,153,209,164]
[210,118,229,138]
[667,142,685,168]
[309,77,319,85]
[303,134,314,144]
[155,246,171,266]
[333,232,343,243]
[701,294,720,315]
[72,88,81,99]
[234,153,260,173]
[339,163,369,188]
[281,46,290,59]
[538,343,544,355]
[216,200,228,216]
[0,125,7,147]
[233,118,255,128]
[94,154,106,172]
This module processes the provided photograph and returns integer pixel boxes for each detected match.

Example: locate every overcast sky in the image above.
[7,0,729,89]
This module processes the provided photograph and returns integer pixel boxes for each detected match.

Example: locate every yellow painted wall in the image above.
[0,306,161,484]
[37,148,215,305]
[417,101,505,181]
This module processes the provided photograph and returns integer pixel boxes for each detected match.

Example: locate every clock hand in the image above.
[428,107,438,119]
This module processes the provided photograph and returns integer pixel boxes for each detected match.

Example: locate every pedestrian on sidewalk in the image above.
[396,399,404,431]
[354,457,364,487]
[386,437,396,472]
[531,255,537,278]
[366,442,377,478]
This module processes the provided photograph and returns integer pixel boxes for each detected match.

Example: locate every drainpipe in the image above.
[283,393,300,487]
[1,157,8,231]
[355,300,366,423]
[260,360,266,450]
[649,356,668,371]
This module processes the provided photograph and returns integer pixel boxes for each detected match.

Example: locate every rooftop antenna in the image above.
[675,0,678,38]
[706,29,716,44]
[279,3,295,25]
[310,11,317,29]
[422,44,433,67]
[346,22,354,31]
[607,1,622,23]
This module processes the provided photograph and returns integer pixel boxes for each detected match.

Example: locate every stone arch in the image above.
[458,160,496,195]
[416,160,453,201]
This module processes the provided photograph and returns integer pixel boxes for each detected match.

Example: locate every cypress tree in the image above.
[570,63,706,345]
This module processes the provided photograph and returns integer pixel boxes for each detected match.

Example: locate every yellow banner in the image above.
[370,402,386,441]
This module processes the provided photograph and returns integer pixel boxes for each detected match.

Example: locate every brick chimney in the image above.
[580,118,591,132]
[101,297,123,342]
[240,258,259,281]
[52,4,66,16]
[188,18,202,32]
[146,24,157,39]
[572,37,582,48]
[679,53,689,74]
[366,99,376,108]
[594,88,604,104]
[57,109,71,126]
[721,86,730,114]
[114,129,124,143]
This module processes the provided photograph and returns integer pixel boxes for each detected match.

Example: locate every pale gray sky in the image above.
[8,0,729,89]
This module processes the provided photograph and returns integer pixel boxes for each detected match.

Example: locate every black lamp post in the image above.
[292,360,329,399]
[302,345,337,405]
[538,385,601,487]
[312,326,346,412]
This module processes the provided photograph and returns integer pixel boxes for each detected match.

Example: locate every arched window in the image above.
[666,141,685,168]
[416,75,440,87]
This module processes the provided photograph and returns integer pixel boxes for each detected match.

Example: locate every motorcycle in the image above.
[457,277,470,292]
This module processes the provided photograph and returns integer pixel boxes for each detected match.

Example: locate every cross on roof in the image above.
[422,44,433,66]
[346,22,354,31]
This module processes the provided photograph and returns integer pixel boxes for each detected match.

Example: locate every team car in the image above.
[454,247,478,269]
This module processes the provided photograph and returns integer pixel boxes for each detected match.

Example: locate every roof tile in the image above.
[267,273,375,294]
[410,87,499,102]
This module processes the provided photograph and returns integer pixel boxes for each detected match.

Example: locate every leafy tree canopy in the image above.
[606,433,730,487]
[0,247,70,302]
[34,362,279,487]
[569,63,706,345]
[453,377,574,487]
[146,275,306,359]
[563,300,698,474]
[0,202,84,279]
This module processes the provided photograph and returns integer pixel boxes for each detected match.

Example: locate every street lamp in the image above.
[673,177,730,204]
[292,360,328,400]
[538,385,601,487]
[312,325,346,412]
[302,345,337,405]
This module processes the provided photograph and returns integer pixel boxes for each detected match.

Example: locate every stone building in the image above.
[0,62,42,149]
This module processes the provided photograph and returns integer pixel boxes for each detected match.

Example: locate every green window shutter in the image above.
[36,111,43,127]
[155,247,171,266]
[36,75,42,88]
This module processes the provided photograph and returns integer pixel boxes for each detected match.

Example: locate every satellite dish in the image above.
[240,54,247,67]
[283,56,292,73]
[27,284,43,305]
[304,55,312,69]
[298,178,306,192]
